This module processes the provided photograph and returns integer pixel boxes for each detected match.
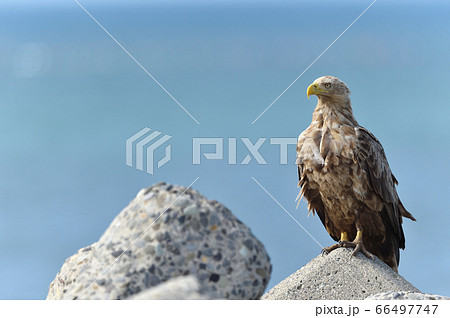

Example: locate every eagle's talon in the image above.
[322,243,340,255]
[338,240,351,248]
[352,243,374,260]
[339,233,375,260]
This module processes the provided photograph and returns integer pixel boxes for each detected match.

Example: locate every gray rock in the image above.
[127,275,217,300]
[47,182,271,300]
[365,291,450,300]
[262,248,419,300]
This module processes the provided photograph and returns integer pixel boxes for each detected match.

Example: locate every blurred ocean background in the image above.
[0,0,449,299]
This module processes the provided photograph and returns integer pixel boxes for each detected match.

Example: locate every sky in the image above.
[0,0,449,299]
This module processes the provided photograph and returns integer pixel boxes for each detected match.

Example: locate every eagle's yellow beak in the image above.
[307,83,328,99]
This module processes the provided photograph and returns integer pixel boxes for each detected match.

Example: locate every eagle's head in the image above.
[307,76,351,103]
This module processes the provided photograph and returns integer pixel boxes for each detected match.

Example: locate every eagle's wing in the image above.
[297,130,340,242]
[354,126,409,246]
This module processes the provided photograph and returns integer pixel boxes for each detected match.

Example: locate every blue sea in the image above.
[0,0,449,299]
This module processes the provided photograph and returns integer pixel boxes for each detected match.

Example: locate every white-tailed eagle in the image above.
[296,76,415,272]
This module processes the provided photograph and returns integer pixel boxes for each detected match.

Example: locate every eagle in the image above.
[296,76,415,272]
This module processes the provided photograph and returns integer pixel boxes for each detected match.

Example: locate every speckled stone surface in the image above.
[262,248,419,300]
[47,183,271,300]
[365,291,450,300]
[127,275,216,300]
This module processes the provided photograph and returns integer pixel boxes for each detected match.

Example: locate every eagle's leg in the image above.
[321,232,349,254]
[339,228,374,260]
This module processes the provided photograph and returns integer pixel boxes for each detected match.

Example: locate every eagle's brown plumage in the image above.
[296,76,415,272]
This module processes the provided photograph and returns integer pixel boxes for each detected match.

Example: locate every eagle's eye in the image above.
[324,83,331,89]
